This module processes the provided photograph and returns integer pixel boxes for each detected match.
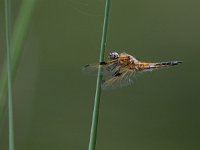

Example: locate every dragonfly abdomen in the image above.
[136,61,182,72]
[154,61,183,68]
[137,63,151,70]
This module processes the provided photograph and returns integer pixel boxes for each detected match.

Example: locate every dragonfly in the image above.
[83,52,182,89]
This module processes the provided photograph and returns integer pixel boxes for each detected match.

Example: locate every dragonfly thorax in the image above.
[129,55,139,64]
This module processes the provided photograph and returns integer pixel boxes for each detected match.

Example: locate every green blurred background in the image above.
[0,0,200,150]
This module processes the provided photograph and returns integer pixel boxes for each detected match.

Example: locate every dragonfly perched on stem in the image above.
[83,52,182,89]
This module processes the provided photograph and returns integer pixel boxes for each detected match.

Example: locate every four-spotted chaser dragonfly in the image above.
[83,52,182,89]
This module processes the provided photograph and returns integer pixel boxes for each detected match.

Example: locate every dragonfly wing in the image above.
[83,61,120,76]
[102,67,136,89]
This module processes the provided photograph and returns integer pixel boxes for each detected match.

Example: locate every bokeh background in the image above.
[0,0,200,150]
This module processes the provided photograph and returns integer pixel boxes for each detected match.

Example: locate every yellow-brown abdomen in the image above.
[137,62,151,70]
[137,61,182,71]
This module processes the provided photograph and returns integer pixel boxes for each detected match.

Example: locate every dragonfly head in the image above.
[108,52,119,60]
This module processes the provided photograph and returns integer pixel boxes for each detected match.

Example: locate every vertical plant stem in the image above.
[4,0,15,150]
[88,0,111,150]
[0,0,37,126]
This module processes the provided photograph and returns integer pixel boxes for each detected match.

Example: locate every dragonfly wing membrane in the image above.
[83,61,120,76]
[102,67,136,89]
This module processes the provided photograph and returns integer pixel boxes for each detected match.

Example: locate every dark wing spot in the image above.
[115,72,122,76]
[100,62,107,65]
[113,70,122,77]
[84,64,90,67]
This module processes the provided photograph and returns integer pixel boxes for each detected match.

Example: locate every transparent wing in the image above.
[102,67,136,90]
[83,61,120,76]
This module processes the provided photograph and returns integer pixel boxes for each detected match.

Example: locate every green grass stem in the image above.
[0,0,37,127]
[88,0,112,150]
[4,0,15,149]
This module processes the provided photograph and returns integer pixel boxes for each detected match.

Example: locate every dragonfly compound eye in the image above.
[109,52,119,59]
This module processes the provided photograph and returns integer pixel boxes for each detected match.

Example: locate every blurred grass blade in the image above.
[0,0,37,126]
[88,0,111,150]
[4,0,15,149]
